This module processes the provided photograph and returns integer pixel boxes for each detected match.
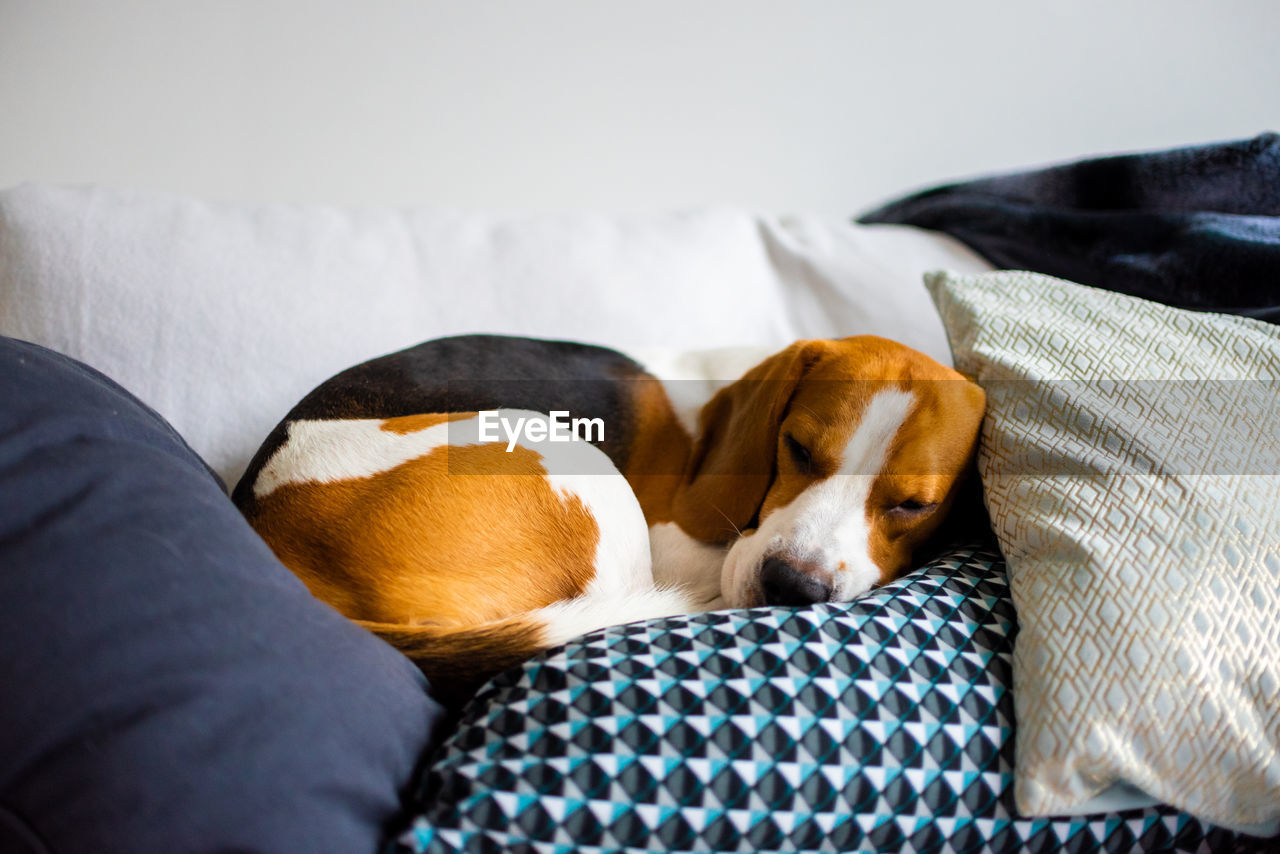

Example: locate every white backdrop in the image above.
[2,0,1278,215]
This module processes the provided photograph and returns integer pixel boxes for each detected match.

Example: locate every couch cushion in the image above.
[927,269,1280,835]
[396,542,1259,852]
[0,336,443,853]
[0,184,991,486]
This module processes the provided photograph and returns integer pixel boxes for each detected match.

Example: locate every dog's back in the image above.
[234,344,694,705]
[232,334,651,513]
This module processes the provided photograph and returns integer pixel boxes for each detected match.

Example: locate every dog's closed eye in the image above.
[784,432,813,475]
[888,499,938,517]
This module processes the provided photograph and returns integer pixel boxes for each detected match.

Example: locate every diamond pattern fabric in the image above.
[927,270,1280,835]
[397,543,1261,852]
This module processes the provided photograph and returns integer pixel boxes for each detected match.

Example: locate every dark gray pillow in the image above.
[0,336,443,853]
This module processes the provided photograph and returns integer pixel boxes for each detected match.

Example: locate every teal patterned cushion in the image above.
[395,543,1262,853]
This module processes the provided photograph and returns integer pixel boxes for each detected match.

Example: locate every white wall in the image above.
[2,0,1277,216]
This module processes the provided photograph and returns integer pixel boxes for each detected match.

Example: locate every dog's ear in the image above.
[945,378,989,529]
[670,340,829,543]
[915,376,990,559]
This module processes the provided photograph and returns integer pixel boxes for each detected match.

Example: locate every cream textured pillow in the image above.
[925,270,1280,834]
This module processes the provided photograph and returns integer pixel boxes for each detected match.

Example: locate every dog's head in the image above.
[671,336,985,607]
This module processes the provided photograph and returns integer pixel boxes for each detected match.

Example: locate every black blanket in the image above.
[858,133,1280,323]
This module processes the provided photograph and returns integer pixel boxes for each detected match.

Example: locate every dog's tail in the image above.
[356,586,696,707]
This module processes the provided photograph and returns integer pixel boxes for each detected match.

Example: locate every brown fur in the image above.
[355,615,546,708]
[245,426,602,698]
[620,375,694,524]
[669,340,830,542]
[377,412,467,434]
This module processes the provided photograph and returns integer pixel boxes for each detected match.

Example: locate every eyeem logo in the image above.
[477,410,604,452]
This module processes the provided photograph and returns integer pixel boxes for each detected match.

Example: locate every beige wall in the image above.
[2,0,1277,215]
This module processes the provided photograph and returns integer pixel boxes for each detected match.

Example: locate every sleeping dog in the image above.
[232,335,985,702]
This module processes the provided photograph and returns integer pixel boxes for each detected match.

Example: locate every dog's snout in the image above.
[760,556,832,606]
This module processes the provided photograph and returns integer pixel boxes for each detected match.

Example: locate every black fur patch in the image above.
[232,335,651,510]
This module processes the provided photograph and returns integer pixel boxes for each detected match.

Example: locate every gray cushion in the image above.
[0,336,444,853]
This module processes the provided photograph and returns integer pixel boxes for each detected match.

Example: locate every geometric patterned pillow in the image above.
[393,542,1264,852]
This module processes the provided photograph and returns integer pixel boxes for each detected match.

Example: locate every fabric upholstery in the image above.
[396,543,1263,852]
[0,184,991,487]
[861,133,1280,323]
[0,336,443,854]
[927,270,1280,835]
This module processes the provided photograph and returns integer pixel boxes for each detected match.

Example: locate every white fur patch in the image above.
[253,417,456,498]
[648,521,730,609]
[509,425,704,646]
[531,422,653,601]
[720,388,916,606]
[255,409,616,490]
[535,586,697,648]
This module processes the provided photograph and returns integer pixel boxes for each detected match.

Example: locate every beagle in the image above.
[232,335,985,703]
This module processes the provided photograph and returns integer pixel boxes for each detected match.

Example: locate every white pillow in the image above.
[927,269,1280,836]
[0,184,990,486]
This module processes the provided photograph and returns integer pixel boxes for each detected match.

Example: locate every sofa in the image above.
[2,135,1277,853]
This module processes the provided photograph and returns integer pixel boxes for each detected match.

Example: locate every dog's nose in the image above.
[760,556,832,606]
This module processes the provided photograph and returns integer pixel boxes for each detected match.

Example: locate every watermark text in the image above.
[477,409,604,452]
